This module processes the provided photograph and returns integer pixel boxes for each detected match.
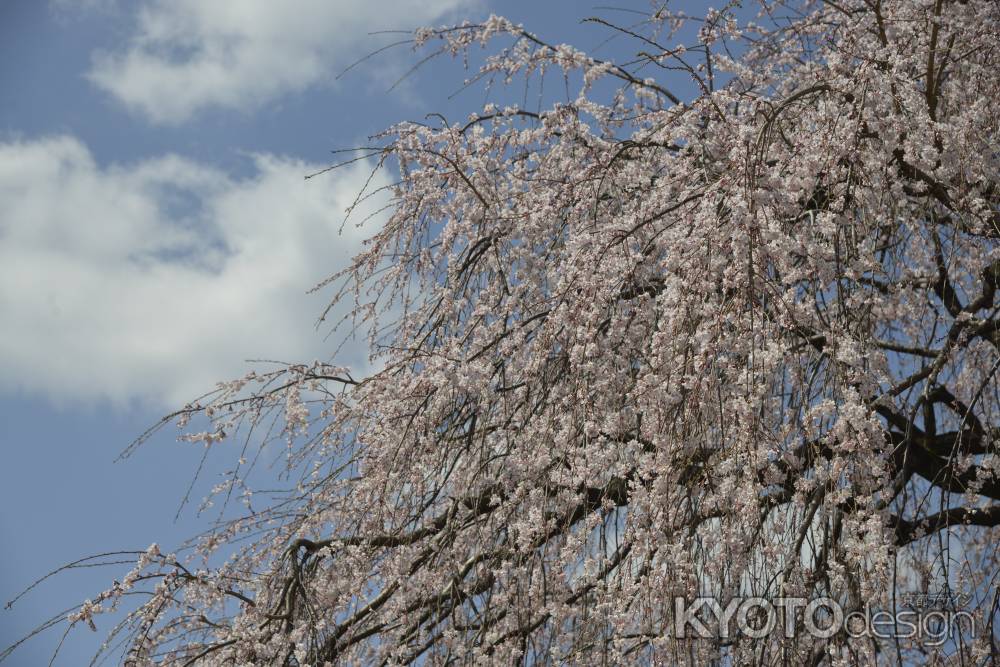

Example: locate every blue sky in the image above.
[0,1,702,663]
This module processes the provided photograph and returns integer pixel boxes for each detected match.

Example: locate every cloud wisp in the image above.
[0,135,387,407]
[85,0,475,124]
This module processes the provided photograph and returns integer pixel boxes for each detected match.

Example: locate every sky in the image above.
[0,1,702,663]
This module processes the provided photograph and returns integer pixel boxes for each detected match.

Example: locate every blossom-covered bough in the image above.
[7,1,1000,664]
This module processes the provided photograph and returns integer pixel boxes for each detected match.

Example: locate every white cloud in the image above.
[0,135,387,407]
[84,0,477,124]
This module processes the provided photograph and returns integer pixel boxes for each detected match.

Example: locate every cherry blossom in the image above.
[6,1,1000,665]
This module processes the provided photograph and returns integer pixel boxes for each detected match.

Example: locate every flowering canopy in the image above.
[9,0,1000,664]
